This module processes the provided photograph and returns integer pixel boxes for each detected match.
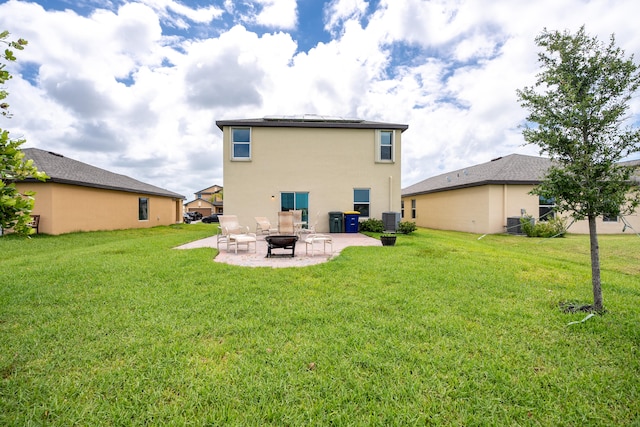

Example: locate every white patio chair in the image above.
[278,211,295,235]
[218,215,249,250]
[255,217,277,235]
[304,233,333,256]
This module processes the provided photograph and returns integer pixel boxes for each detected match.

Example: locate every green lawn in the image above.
[1,224,639,426]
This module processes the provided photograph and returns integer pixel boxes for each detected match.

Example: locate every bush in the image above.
[398,221,417,234]
[521,215,567,238]
[359,218,384,233]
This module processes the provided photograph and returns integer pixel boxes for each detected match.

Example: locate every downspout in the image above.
[503,184,508,231]
[389,176,393,212]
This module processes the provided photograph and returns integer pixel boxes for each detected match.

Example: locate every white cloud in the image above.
[323,0,369,35]
[0,0,639,199]
[140,0,224,26]
[253,0,298,30]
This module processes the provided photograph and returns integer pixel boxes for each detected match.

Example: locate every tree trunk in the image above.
[588,214,603,311]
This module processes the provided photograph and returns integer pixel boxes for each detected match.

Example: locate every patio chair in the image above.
[299,212,319,235]
[304,233,333,256]
[278,211,295,235]
[291,210,304,235]
[217,215,249,250]
[28,215,40,234]
[255,217,277,235]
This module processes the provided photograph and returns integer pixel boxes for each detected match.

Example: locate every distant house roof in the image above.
[216,115,409,132]
[402,154,553,197]
[20,148,184,199]
[195,184,223,194]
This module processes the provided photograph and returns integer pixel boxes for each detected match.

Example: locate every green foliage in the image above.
[358,217,384,233]
[1,30,27,117]
[517,26,640,222]
[398,221,417,234]
[517,25,640,311]
[0,31,46,236]
[1,225,639,425]
[521,215,567,238]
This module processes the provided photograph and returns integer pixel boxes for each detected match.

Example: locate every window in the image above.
[603,214,618,222]
[280,192,309,223]
[539,196,555,221]
[376,130,394,162]
[411,199,416,219]
[401,200,404,218]
[139,197,149,221]
[354,188,370,217]
[231,127,251,160]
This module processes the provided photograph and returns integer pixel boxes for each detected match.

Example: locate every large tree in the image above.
[1,31,47,236]
[517,26,640,312]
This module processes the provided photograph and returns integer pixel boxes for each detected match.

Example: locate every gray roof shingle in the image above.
[21,148,184,199]
[402,154,552,196]
[216,115,409,132]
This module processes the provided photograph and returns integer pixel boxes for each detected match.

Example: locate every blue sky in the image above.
[1,0,639,199]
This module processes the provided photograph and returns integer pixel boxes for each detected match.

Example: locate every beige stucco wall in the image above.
[561,213,639,234]
[402,184,539,234]
[402,184,640,235]
[222,126,402,233]
[17,182,182,235]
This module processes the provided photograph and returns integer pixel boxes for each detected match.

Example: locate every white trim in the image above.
[375,129,395,163]
[231,127,252,161]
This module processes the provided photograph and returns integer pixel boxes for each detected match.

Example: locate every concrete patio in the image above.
[175,233,382,268]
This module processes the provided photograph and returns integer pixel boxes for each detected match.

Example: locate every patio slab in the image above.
[175,233,382,268]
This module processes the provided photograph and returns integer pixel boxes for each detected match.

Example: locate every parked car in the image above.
[183,213,192,224]
[201,214,219,223]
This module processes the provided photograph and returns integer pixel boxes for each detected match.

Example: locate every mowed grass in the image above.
[1,224,639,426]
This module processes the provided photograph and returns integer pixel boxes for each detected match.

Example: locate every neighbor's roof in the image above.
[21,148,184,199]
[194,184,223,194]
[216,115,409,132]
[402,154,553,197]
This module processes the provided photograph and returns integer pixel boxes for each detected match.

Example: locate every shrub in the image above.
[359,218,384,233]
[398,221,417,234]
[521,215,567,238]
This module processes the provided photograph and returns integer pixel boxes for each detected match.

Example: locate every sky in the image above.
[1,0,639,200]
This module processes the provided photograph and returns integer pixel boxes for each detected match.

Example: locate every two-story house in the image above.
[216,115,409,233]
[184,184,224,217]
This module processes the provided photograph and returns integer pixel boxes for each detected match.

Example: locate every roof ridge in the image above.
[21,147,184,199]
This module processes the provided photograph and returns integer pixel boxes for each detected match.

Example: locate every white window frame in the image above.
[231,127,251,161]
[353,188,370,218]
[376,130,395,163]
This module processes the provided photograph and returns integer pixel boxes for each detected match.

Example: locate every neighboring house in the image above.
[401,153,640,235]
[184,184,224,216]
[16,148,185,235]
[216,115,409,233]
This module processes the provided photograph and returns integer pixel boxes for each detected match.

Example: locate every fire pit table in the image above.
[265,235,298,258]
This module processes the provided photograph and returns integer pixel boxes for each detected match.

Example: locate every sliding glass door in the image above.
[280,192,309,223]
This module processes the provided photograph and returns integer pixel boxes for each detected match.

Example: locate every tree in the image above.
[517,26,640,312]
[1,31,47,236]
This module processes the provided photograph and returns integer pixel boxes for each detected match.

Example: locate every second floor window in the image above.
[232,127,251,160]
[376,130,394,162]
